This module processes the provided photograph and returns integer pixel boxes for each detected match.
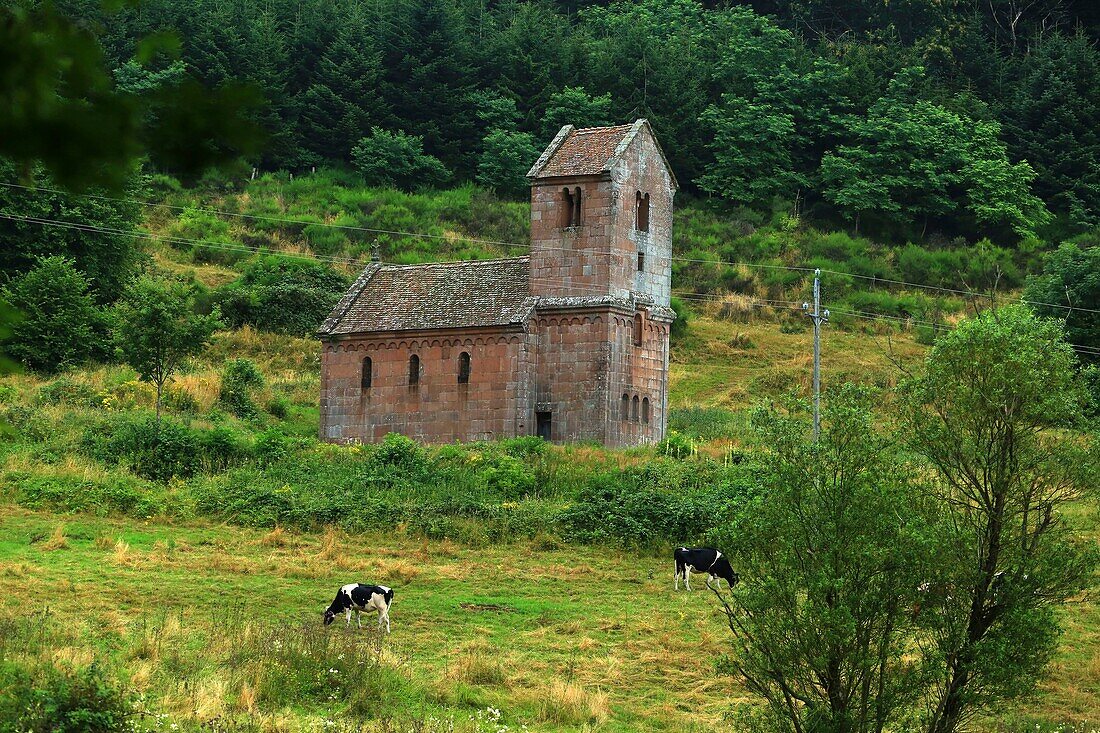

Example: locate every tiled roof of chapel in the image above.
[318,257,535,335]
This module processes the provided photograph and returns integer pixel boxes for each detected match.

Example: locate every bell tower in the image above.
[526,120,676,305]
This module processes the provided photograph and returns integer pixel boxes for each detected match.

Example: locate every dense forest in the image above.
[51,0,1100,244]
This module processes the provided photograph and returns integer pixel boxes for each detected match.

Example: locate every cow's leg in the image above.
[685,567,692,591]
[345,609,352,627]
[379,605,390,633]
[707,574,719,590]
[356,610,363,629]
[674,562,680,591]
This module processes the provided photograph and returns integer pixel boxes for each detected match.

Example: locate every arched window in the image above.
[573,187,582,226]
[642,397,650,424]
[633,312,644,346]
[561,188,575,228]
[636,191,650,232]
[408,354,420,387]
[632,395,640,422]
[458,352,471,384]
[621,393,630,421]
[361,356,372,390]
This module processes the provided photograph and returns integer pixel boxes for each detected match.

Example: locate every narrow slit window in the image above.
[633,313,644,346]
[408,354,420,387]
[361,356,372,390]
[632,395,640,422]
[637,191,650,232]
[458,352,471,384]
[621,393,630,421]
[561,188,575,228]
[642,397,650,424]
[637,251,645,272]
[572,187,583,227]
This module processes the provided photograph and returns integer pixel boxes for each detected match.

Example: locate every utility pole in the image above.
[802,269,829,440]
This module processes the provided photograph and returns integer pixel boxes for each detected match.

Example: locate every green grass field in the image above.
[2,496,1096,732]
[1,505,745,732]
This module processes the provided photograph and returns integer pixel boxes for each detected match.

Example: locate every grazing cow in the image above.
[674,547,739,591]
[324,583,394,632]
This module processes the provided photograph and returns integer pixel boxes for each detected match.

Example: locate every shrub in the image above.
[0,663,135,733]
[12,473,164,517]
[83,416,201,483]
[560,462,744,546]
[219,358,265,418]
[198,424,250,473]
[168,206,247,265]
[2,256,107,373]
[213,256,351,335]
[670,296,691,340]
[352,128,450,191]
[371,432,427,473]
[36,377,97,407]
[266,395,290,418]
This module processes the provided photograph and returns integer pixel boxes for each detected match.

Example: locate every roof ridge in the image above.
[379,255,529,270]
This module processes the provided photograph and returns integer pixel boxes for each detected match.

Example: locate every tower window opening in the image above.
[621,393,630,421]
[633,312,644,346]
[636,191,650,232]
[642,397,650,424]
[561,188,574,228]
[408,354,420,387]
[637,251,645,272]
[632,395,640,422]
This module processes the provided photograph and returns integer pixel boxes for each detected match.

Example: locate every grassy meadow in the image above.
[1,174,1097,731]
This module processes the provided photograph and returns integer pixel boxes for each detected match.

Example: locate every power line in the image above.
[5,179,1095,315]
[2,209,1099,358]
[0,210,802,309]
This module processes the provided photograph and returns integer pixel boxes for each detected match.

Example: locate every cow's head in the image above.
[716,558,740,587]
[323,609,336,626]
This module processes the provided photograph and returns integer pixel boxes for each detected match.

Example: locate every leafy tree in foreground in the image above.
[1022,241,1100,361]
[351,128,450,191]
[2,256,105,373]
[900,306,1098,733]
[714,385,931,733]
[113,277,220,420]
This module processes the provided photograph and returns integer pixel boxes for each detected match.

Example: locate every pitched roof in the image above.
[318,257,535,335]
[527,119,678,188]
[530,123,636,178]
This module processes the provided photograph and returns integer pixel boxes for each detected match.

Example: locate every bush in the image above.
[2,256,107,373]
[168,206,248,265]
[198,424,251,473]
[560,462,747,546]
[83,416,201,483]
[12,473,164,517]
[670,297,691,340]
[352,128,450,191]
[213,256,351,335]
[219,358,265,418]
[0,663,135,733]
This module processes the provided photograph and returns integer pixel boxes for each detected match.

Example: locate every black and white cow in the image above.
[324,583,394,632]
[674,547,739,591]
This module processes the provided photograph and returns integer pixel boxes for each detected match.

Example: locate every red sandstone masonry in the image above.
[319,120,675,447]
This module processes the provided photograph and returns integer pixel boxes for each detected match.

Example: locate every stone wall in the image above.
[529,175,617,300]
[530,308,612,443]
[607,309,670,446]
[319,328,529,443]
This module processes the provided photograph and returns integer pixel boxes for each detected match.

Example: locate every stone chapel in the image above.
[318,119,677,446]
